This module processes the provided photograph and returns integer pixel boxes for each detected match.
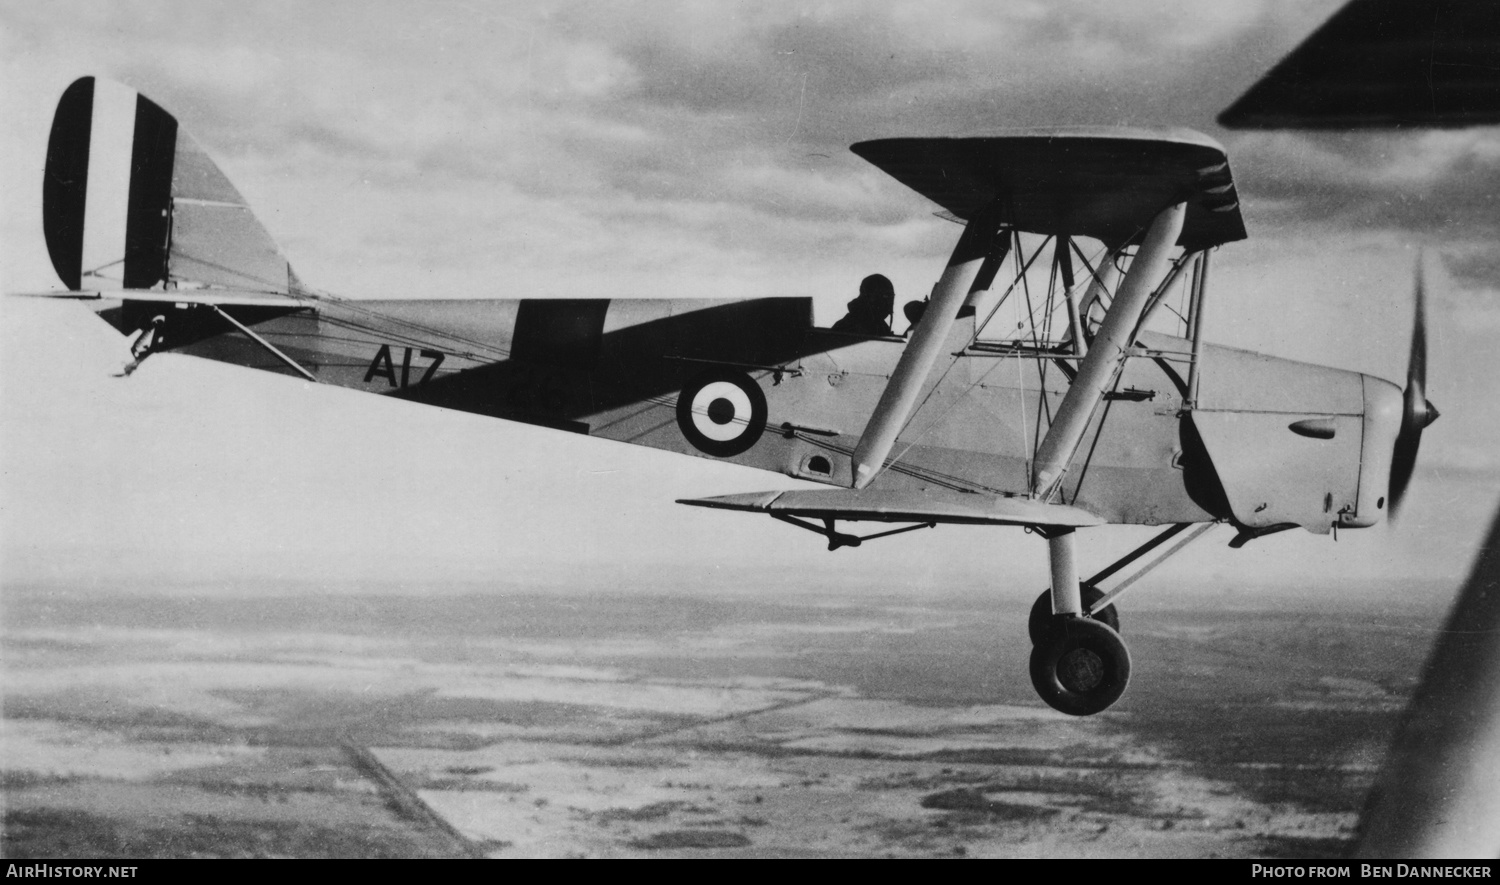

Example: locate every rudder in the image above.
[42,76,299,296]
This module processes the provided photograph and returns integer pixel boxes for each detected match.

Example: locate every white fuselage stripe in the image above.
[81,80,137,288]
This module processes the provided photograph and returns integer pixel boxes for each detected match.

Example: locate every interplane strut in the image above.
[850,205,1004,488]
[1031,202,1186,500]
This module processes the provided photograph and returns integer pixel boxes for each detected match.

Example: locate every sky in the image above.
[3,0,1500,602]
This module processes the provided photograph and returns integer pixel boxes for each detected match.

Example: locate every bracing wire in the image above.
[973,233,1049,344]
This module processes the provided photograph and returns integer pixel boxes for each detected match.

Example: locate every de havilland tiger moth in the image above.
[14,75,1440,716]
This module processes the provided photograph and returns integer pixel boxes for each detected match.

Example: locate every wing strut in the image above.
[769,514,936,552]
[850,204,1004,488]
[1031,202,1185,499]
[207,304,319,382]
[1057,236,1088,357]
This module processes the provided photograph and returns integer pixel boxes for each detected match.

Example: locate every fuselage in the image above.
[113,294,1404,534]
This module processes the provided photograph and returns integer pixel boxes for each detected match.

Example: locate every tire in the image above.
[1027,583,1119,645]
[1029,617,1131,716]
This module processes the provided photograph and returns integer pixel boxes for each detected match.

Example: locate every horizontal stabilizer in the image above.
[677,489,1103,528]
[9,288,313,309]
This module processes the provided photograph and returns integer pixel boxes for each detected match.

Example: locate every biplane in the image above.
[19,76,1440,715]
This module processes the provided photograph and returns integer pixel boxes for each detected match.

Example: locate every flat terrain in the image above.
[0,586,1448,858]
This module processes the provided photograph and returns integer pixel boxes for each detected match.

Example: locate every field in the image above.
[0,585,1447,858]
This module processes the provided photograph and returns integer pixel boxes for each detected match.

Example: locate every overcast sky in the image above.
[4,1,1500,601]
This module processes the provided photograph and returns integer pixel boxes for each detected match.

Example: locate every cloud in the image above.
[1221,128,1500,295]
[9,0,1497,300]
[7,0,1500,594]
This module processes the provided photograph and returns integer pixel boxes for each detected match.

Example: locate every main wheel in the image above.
[1027,583,1119,645]
[1029,617,1131,716]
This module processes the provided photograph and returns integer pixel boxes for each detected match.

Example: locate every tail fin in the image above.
[43,76,300,296]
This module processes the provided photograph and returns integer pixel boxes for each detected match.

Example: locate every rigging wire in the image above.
[882,341,1028,495]
[1013,239,1031,478]
[167,241,515,364]
[1036,244,1059,431]
[168,248,289,293]
[320,300,514,362]
[1020,239,1055,459]
[972,232,1049,345]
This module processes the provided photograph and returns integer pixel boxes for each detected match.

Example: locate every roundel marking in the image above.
[676,369,767,457]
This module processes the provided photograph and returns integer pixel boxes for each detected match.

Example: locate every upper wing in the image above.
[851,128,1244,252]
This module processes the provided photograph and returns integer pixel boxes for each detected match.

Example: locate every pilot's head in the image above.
[858,274,895,317]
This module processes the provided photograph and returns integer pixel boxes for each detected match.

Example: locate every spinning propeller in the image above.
[1390,259,1440,519]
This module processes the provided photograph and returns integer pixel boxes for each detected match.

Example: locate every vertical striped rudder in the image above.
[42,76,295,295]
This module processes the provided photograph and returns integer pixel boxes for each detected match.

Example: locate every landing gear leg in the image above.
[1022,523,1216,714]
[1029,522,1211,645]
[1029,528,1122,643]
[1028,527,1131,716]
[1028,583,1118,644]
[1047,529,1082,617]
